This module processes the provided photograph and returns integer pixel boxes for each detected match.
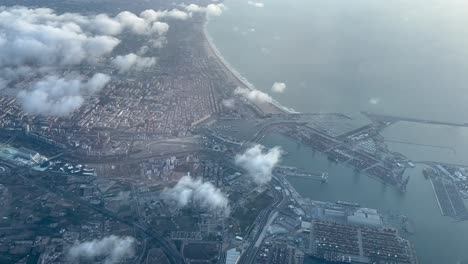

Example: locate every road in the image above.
[238,178,287,264]
[8,166,186,264]
[79,149,200,165]
[204,153,289,264]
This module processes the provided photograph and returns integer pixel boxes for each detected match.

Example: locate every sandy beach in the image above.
[202,21,295,114]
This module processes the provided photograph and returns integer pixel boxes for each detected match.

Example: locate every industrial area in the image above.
[0,108,422,264]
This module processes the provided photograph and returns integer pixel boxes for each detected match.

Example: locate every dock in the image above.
[307,220,417,264]
[274,166,328,183]
[430,178,468,220]
[362,111,468,128]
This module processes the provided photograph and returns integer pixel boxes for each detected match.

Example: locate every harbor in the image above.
[205,0,468,262]
[308,220,416,264]
[258,132,468,264]
[424,166,468,220]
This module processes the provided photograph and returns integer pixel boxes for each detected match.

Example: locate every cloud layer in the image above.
[162,175,230,216]
[0,6,120,68]
[68,235,135,264]
[235,144,282,185]
[234,87,273,104]
[271,82,286,93]
[0,6,189,116]
[17,73,110,116]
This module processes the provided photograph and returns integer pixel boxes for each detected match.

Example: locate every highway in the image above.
[206,153,289,264]
[238,178,287,264]
[8,166,186,264]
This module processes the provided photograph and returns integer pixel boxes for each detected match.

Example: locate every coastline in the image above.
[202,20,297,114]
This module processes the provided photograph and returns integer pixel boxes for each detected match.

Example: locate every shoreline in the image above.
[202,20,297,114]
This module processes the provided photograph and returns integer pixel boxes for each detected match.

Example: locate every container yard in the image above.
[308,220,417,264]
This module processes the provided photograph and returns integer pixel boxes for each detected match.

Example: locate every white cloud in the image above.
[140,8,189,21]
[271,82,286,93]
[0,6,184,71]
[151,21,170,35]
[162,175,230,216]
[222,98,236,108]
[247,1,265,8]
[0,6,190,115]
[91,14,123,35]
[165,9,190,20]
[115,11,149,35]
[86,73,111,94]
[17,73,110,116]
[235,144,282,185]
[234,87,273,104]
[112,53,157,73]
[183,3,226,17]
[68,235,135,264]
[0,6,121,68]
[185,4,203,13]
[369,97,380,105]
[206,3,226,16]
[150,36,168,48]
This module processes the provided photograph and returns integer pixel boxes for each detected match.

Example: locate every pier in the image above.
[274,166,328,183]
[362,111,468,128]
[430,178,468,220]
[384,139,456,154]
